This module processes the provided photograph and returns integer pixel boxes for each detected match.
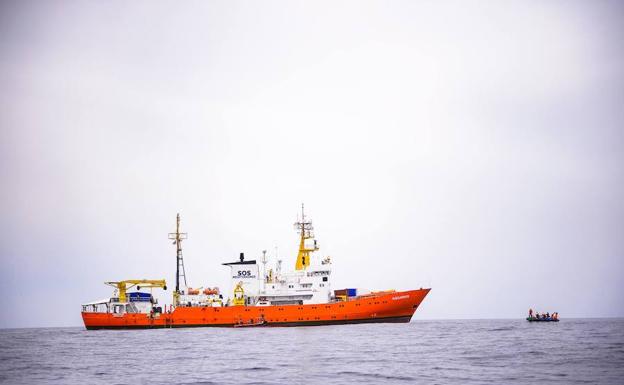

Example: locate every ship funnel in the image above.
[240,252,244,262]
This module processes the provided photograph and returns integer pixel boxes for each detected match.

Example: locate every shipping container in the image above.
[128,292,152,302]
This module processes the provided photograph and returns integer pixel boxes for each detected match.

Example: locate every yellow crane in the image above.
[105,280,167,303]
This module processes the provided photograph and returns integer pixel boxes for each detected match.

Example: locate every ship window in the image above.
[322,277,328,282]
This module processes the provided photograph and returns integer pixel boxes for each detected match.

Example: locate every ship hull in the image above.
[82,288,430,330]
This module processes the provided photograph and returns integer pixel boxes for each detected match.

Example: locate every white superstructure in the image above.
[223,205,334,306]
[224,254,332,306]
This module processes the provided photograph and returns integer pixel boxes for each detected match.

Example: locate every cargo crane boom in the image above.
[105,279,167,303]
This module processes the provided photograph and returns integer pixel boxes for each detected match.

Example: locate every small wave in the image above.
[338,370,415,381]
[178,382,217,385]
[241,367,271,371]
[488,327,515,332]
[432,366,460,371]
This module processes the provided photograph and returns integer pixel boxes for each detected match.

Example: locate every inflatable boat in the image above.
[526,317,559,322]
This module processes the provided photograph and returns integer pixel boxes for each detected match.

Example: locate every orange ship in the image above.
[81,207,430,329]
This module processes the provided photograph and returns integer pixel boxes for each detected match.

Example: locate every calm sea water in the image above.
[1,319,623,385]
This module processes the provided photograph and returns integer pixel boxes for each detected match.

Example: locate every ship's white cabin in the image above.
[223,252,332,306]
[223,206,334,306]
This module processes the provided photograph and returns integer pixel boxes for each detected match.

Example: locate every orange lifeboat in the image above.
[203,287,219,295]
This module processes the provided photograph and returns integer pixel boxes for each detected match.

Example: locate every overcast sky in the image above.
[1,0,623,328]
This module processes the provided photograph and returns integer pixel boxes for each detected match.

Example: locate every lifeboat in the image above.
[203,287,219,295]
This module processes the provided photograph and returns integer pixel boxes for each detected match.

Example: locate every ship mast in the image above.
[294,203,319,270]
[168,213,187,306]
